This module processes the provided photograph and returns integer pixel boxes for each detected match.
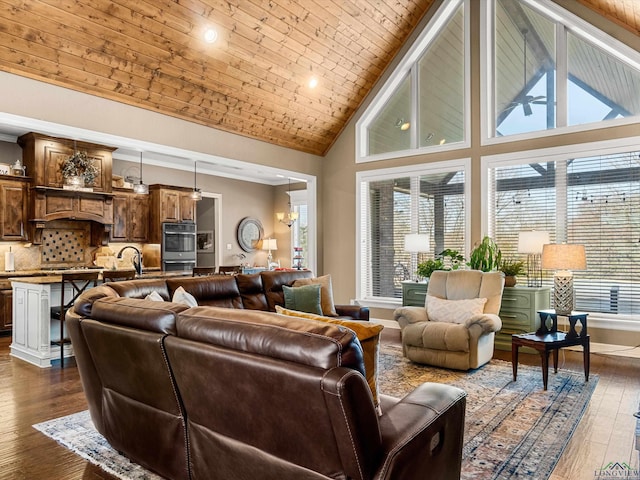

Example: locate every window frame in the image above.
[481,0,640,146]
[355,0,470,163]
[356,158,471,308]
[481,135,640,333]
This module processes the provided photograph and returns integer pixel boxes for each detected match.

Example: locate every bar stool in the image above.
[192,267,216,276]
[218,266,242,275]
[102,269,137,283]
[51,271,100,367]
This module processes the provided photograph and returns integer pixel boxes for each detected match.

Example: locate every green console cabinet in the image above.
[496,286,551,351]
[401,281,428,307]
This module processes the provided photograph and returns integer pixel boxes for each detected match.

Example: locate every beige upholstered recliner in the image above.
[394,270,505,370]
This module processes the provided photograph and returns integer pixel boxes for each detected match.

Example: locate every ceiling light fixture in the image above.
[133,152,149,194]
[191,160,202,201]
[308,76,318,89]
[395,118,410,131]
[276,179,299,228]
[204,28,218,44]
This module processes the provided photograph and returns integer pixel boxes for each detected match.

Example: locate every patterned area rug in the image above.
[33,344,597,480]
[378,344,598,480]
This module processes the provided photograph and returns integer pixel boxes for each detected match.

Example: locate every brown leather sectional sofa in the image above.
[67,271,467,480]
[74,270,369,320]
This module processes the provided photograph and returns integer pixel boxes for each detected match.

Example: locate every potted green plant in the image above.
[499,258,525,287]
[467,236,502,272]
[62,151,99,187]
[416,249,466,280]
[416,258,445,280]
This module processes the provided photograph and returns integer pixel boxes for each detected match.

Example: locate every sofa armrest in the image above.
[375,383,466,480]
[393,306,428,330]
[335,304,370,321]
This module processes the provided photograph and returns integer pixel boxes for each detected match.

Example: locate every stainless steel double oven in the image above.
[162,222,197,272]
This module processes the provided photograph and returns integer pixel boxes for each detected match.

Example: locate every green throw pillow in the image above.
[282,284,323,315]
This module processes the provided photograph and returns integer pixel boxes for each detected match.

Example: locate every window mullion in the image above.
[410,65,419,149]
[556,23,568,128]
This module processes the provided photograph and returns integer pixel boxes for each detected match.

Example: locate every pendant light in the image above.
[276,178,299,227]
[190,160,202,200]
[133,152,149,194]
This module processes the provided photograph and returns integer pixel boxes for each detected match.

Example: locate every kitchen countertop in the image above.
[2,268,191,285]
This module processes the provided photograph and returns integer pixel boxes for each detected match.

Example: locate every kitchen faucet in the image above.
[116,246,143,276]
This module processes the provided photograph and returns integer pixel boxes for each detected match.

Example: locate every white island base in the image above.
[11,277,73,368]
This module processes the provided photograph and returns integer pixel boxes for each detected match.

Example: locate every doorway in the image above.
[196,193,222,269]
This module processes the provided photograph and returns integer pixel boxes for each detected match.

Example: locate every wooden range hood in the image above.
[18,133,116,246]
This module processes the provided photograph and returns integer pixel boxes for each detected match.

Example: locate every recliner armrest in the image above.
[394,306,428,330]
[375,383,466,480]
[335,304,370,321]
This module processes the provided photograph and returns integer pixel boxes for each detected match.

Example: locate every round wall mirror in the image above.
[237,217,264,252]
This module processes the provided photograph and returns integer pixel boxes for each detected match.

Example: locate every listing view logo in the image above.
[594,462,639,479]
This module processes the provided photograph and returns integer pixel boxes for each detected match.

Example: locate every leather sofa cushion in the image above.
[235,273,268,310]
[166,276,243,308]
[91,297,189,335]
[176,306,365,375]
[260,270,313,311]
[276,306,383,412]
[107,278,171,301]
[73,285,119,317]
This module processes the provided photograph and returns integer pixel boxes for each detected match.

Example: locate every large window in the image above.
[486,144,640,319]
[357,161,469,303]
[357,0,468,162]
[488,0,640,140]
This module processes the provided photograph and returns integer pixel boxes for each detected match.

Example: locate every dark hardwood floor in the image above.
[1,331,638,479]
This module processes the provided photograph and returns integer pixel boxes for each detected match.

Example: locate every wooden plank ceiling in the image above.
[0,1,638,156]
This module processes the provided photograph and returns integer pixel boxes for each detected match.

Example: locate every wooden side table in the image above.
[511,310,590,390]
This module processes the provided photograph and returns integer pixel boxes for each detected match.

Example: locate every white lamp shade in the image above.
[518,231,550,254]
[541,244,586,271]
[262,238,278,251]
[404,234,429,253]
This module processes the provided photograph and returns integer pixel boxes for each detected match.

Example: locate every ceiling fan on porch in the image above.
[502,29,547,117]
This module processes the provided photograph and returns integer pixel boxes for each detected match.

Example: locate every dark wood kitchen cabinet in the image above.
[149,185,196,243]
[111,190,149,243]
[0,283,12,335]
[0,176,29,241]
[18,132,114,192]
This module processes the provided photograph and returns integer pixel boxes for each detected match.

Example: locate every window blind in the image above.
[489,151,640,316]
[360,168,466,300]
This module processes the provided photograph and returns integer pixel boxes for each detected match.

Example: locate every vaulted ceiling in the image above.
[0,1,638,157]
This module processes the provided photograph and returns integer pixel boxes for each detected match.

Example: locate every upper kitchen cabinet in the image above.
[18,133,114,192]
[0,176,29,241]
[149,185,196,243]
[111,190,149,243]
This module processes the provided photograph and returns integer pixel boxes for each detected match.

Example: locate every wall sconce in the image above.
[517,230,549,287]
[276,179,298,227]
[541,243,587,315]
[262,238,278,267]
[132,152,149,194]
[190,160,202,201]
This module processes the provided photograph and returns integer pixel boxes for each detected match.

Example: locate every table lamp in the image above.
[518,231,550,287]
[262,238,278,267]
[541,243,586,315]
[404,234,429,281]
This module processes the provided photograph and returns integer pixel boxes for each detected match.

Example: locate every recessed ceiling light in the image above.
[204,28,218,44]
[308,76,318,89]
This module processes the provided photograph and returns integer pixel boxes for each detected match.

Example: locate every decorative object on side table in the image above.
[541,243,587,315]
[499,258,526,287]
[262,238,278,268]
[518,230,550,287]
[293,247,304,270]
[404,233,429,281]
[62,149,98,190]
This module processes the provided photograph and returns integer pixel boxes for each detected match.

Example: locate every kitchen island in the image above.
[9,269,190,367]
